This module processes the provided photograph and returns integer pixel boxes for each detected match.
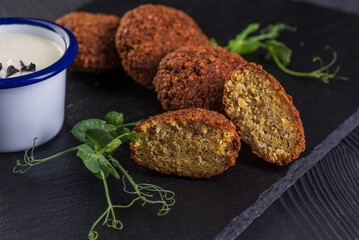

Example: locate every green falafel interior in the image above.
[224,63,305,165]
[130,108,241,178]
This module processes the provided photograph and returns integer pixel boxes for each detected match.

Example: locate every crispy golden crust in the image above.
[56,12,120,73]
[116,4,211,89]
[223,63,305,166]
[137,108,241,134]
[130,108,241,178]
[154,46,246,112]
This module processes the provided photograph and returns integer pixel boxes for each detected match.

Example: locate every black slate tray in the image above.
[1,0,359,239]
[239,127,359,240]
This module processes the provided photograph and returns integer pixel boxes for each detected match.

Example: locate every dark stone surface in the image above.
[0,0,358,239]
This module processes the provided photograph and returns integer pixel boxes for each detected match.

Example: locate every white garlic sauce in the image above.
[0,34,63,78]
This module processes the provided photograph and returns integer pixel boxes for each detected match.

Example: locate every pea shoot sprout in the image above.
[211,23,348,83]
[13,111,175,240]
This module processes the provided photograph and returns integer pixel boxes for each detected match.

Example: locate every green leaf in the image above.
[98,155,120,179]
[94,171,107,180]
[77,145,102,176]
[103,139,123,154]
[226,23,261,54]
[76,144,120,179]
[258,23,296,40]
[234,23,260,41]
[85,129,114,151]
[266,40,292,66]
[116,127,131,141]
[99,132,139,155]
[102,132,139,155]
[105,111,124,126]
[210,38,218,46]
[229,39,261,54]
[72,119,116,143]
[225,23,296,55]
[118,127,131,135]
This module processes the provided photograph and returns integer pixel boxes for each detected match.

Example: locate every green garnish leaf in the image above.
[233,23,260,42]
[72,119,116,142]
[225,23,261,54]
[85,129,114,151]
[103,138,123,154]
[118,127,131,135]
[228,39,261,55]
[76,144,107,179]
[13,111,174,240]
[76,144,119,179]
[209,38,218,46]
[258,23,296,40]
[266,39,292,66]
[105,111,124,126]
[216,22,347,83]
[99,157,120,180]
[116,127,131,141]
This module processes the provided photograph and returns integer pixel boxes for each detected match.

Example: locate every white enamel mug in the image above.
[0,18,77,152]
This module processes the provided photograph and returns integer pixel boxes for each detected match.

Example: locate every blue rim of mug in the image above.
[0,17,77,89]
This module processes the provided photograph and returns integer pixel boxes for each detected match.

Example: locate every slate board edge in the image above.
[215,107,359,240]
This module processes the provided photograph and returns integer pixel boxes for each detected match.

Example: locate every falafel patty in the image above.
[130,108,241,178]
[154,46,246,112]
[223,63,305,166]
[116,4,211,89]
[56,12,120,73]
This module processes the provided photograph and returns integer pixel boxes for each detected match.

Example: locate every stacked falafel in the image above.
[56,4,305,178]
[56,12,121,73]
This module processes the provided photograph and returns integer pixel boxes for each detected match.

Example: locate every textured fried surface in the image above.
[56,12,120,73]
[154,46,246,112]
[116,4,211,89]
[223,63,305,165]
[130,108,241,178]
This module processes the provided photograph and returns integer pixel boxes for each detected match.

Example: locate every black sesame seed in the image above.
[6,65,19,78]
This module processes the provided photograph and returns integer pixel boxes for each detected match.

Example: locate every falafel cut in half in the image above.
[154,46,246,112]
[130,108,241,178]
[56,12,121,73]
[116,4,211,89]
[223,63,305,166]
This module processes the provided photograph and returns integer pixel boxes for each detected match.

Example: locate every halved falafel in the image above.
[56,12,121,73]
[223,63,305,165]
[116,4,211,89]
[130,108,241,178]
[154,46,246,112]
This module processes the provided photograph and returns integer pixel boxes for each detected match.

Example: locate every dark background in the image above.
[0,0,358,239]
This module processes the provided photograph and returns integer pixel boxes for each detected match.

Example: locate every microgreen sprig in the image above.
[13,111,175,240]
[212,23,347,83]
[13,138,82,174]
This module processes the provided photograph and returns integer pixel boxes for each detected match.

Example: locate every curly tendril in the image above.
[13,138,81,174]
[12,112,176,240]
